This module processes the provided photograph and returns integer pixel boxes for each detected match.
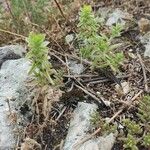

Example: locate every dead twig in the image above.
[75,84,106,106]
[63,74,98,78]
[101,90,143,128]
[137,53,149,93]
[50,52,68,68]
[84,74,130,85]
[53,0,67,21]
[0,28,26,39]
[6,97,12,114]
[103,90,143,127]
[56,106,67,121]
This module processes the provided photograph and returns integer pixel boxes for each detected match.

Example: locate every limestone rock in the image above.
[0,58,31,149]
[63,102,116,150]
[0,45,26,67]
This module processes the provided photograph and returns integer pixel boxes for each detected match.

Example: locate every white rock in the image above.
[63,102,98,150]
[0,45,26,67]
[76,134,116,150]
[118,124,124,129]
[0,58,31,149]
[139,32,150,57]
[144,42,150,57]
[106,9,126,26]
[68,60,84,75]
[63,102,116,150]
[65,34,74,44]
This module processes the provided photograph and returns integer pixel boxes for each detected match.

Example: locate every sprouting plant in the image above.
[123,119,142,135]
[78,5,124,72]
[123,134,138,150]
[142,133,150,147]
[137,95,150,123]
[122,95,150,150]
[111,23,123,38]
[78,5,99,39]
[90,111,117,135]
[90,111,101,127]
[26,32,57,85]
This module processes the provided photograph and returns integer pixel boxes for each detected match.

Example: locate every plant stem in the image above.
[53,0,67,21]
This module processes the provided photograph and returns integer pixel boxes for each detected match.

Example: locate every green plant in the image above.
[123,134,138,150]
[122,95,150,149]
[138,95,150,123]
[26,32,57,85]
[90,111,117,135]
[10,0,49,24]
[111,23,123,38]
[143,133,150,147]
[78,5,124,72]
[78,5,99,40]
[90,111,101,127]
[3,0,49,33]
[123,119,142,135]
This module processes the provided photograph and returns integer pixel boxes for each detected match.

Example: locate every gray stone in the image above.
[0,58,31,149]
[0,45,26,67]
[140,32,150,57]
[63,102,98,150]
[63,102,116,150]
[77,133,116,150]
[68,60,84,75]
[106,9,126,26]
[65,34,74,44]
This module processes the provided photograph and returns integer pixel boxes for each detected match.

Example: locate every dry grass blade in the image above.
[41,85,62,120]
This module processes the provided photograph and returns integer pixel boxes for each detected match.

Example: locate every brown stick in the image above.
[53,0,67,20]
[137,53,149,93]
[75,84,106,106]
[0,28,26,39]
[108,90,143,124]
[5,0,15,20]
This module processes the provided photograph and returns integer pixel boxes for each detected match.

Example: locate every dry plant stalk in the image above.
[41,85,62,120]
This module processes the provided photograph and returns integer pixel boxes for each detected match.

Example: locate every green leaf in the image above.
[26,32,58,85]
[143,133,150,147]
[123,134,138,150]
[123,119,142,135]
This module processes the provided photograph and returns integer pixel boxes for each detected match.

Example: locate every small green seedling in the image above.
[123,134,138,150]
[26,32,55,85]
[122,95,150,150]
[78,5,124,72]
[142,133,150,147]
[90,111,117,135]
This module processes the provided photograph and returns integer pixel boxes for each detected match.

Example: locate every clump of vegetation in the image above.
[78,5,124,72]
[0,0,50,36]
[122,95,150,150]
[26,32,59,86]
[90,95,150,150]
[90,111,117,135]
[10,0,49,24]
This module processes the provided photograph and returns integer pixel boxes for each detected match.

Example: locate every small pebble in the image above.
[138,18,150,33]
